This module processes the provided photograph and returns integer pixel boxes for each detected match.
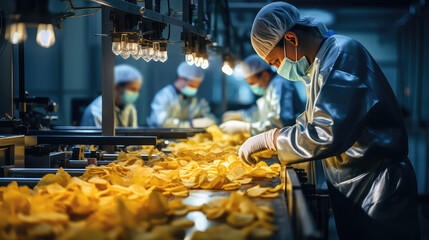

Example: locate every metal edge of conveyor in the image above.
[31,127,206,139]
[6,168,86,177]
[36,135,157,146]
[0,178,41,188]
[286,167,322,240]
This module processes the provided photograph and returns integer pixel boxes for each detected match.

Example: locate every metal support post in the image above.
[101,6,115,152]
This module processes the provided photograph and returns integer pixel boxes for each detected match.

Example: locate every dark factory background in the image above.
[1,0,428,226]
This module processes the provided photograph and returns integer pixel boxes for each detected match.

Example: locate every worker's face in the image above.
[245,71,270,88]
[264,32,303,68]
[115,80,142,97]
[176,77,202,90]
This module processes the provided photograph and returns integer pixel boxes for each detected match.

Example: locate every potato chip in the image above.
[251,168,267,178]
[226,212,255,227]
[247,187,268,197]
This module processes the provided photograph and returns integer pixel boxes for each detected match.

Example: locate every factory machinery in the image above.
[0,0,330,239]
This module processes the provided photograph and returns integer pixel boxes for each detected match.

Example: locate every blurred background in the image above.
[0,0,428,236]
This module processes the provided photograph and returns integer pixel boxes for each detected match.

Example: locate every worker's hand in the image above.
[220,120,250,134]
[193,118,216,128]
[222,111,243,122]
[239,128,278,165]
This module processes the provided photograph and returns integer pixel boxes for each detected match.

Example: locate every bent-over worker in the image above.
[239,2,420,239]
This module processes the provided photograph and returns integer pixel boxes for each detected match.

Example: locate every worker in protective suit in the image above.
[220,54,304,136]
[147,62,216,128]
[239,2,420,239]
[81,64,142,127]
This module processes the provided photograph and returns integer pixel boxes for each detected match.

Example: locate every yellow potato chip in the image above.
[226,212,255,227]
[251,168,267,178]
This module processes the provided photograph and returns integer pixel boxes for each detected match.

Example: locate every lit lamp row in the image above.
[6,23,56,48]
[185,53,209,69]
[111,33,167,62]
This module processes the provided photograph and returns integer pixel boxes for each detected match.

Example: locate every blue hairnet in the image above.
[177,62,204,81]
[115,64,143,85]
[251,2,328,59]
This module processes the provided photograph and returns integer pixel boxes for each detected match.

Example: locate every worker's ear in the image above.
[284,31,298,47]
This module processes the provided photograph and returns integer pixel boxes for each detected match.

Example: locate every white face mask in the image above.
[277,41,310,81]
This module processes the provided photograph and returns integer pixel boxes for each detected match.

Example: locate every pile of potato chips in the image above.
[0,125,283,239]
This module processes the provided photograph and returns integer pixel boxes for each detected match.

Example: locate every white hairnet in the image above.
[115,64,143,85]
[251,2,328,59]
[241,54,271,78]
[177,62,204,81]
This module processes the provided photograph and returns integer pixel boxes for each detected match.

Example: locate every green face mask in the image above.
[181,86,198,97]
[120,90,139,105]
[250,84,266,96]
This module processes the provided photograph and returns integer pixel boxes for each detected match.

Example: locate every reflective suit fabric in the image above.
[80,96,138,127]
[147,84,215,127]
[242,75,304,135]
[276,35,419,239]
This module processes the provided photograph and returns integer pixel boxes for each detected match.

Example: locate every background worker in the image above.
[81,64,142,127]
[147,62,216,128]
[220,54,304,135]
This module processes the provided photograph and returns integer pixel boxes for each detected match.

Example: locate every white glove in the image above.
[192,118,216,128]
[222,111,243,122]
[239,129,278,165]
[220,120,250,134]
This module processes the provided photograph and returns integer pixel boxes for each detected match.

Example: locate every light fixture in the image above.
[152,42,160,62]
[5,23,27,44]
[222,53,235,75]
[159,42,168,63]
[112,42,122,55]
[185,53,194,65]
[147,43,154,61]
[36,24,55,48]
[118,34,129,59]
[132,44,143,60]
[222,64,233,75]
[120,51,130,59]
[201,59,209,69]
[127,33,139,55]
[194,56,202,67]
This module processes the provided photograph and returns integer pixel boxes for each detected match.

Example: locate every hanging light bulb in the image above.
[120,51,130,59]
[120,34,128,52]
[36,24,55,48]
[146,43,154,62]
[159,42,168,63]
[152,42,160,62]
[112,42,121,55]
[127,42,139,55]
[159,51,168,63]
[6,23,27,44]
[141,44,149,62]
[185,53,194,65]
[132,45,143,60]
[222,63,233,75]
[201,59,209,69]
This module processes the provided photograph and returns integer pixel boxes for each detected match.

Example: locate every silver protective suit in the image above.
[147,84,216,127]
[276,35,420,239]
[242,75,304,135]
[80,96,138,127]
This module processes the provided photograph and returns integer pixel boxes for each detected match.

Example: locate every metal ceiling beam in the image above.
[228,0,413,9]
[90,0,206,36]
